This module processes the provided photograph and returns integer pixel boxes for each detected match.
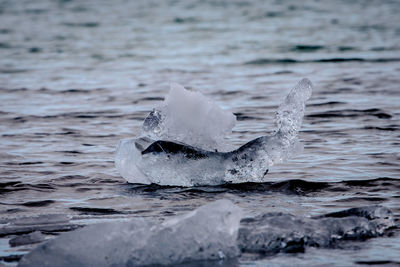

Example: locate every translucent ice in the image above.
[18,199,242,267]
[115,79,313,186]
[142,83,236,151]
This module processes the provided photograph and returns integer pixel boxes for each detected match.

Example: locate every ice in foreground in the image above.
[115,79,313,186]
[18,199,242,267]
[17,201,394,266]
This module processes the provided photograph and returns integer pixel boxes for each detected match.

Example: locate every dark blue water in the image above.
[0,0,399,265]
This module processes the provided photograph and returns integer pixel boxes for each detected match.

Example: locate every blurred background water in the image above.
[0,0,399,266]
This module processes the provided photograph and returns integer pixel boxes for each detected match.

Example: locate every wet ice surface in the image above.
[18,200,242,267]
[1,0,400,266]
[115,78,312,186]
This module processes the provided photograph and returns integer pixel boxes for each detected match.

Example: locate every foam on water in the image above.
[115,78,313,186]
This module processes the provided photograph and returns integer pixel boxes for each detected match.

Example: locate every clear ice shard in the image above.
[18,199,242,267]
[115,78,313,186]
[142,82,236,152]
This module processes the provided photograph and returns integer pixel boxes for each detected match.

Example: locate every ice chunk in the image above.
[115,79,313,186]
[142,83,236,151]
[18,199,242,267]
[238,206,395,254]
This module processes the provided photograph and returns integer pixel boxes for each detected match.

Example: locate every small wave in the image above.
[244,57,400,65]
[121,177,400,197]
[0,29,12,34]
[290,45,325,52]
[343,177,400,188]
[0,182,55,195]
[8,111,127,124]
[364,126,398,131]
[334,197,388,203]
[24,8,47,14]
[0,42,11,49]
[62,22,99,27]
[20,200,55,207]
[338,46,356,51]
[173,17,198,23]
[132,97,164,104]
[355,260,400,265]
[217,179,331,195]
[60,89,92,93]
[28,47,42,53]
[69,207,124,215]
[0,68,29,74]
[306,108,392,119]
[308,101,345,107]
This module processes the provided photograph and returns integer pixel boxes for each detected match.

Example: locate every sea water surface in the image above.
[0,0,399,266]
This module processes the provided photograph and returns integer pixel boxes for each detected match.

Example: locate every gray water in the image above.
[0,0,399,265]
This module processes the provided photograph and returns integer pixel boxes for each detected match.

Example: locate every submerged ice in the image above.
[115,79,313,186]
[18,201,394,267]
[238,206,395,255]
